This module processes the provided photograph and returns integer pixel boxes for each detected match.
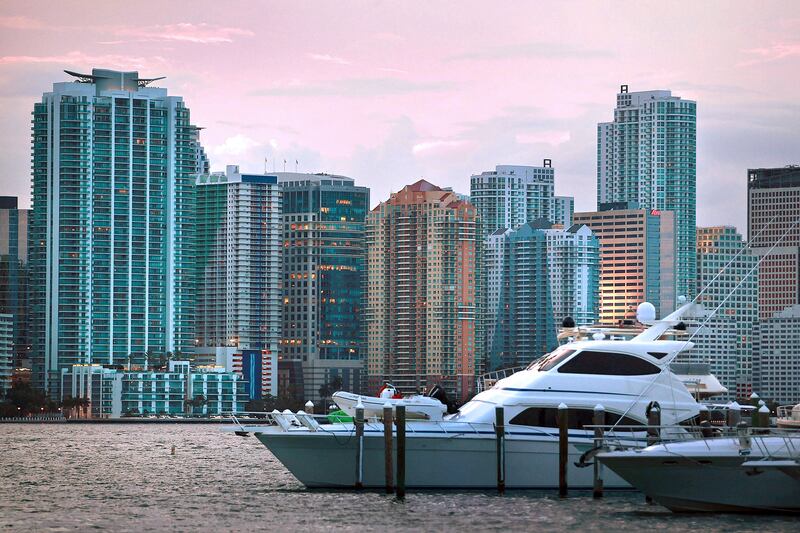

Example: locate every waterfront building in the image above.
[192,346,277,399]
[681,227,758,399]
[552,195,574,228]
[60,360,248,417]
[278,173,369,402]
[485,223,557,371]
[367,180,479,401]
[574,203,675,324]
[598,86,696,301]
[470,161,555,237]
[747,166,800,320]
[0,314,12,396]
[0,197,29,367]
[29,69,205,396]
[60,364,122,417]
[195,165,282,398]
[752,305,800,405]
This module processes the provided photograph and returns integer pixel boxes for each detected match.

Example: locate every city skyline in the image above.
[1,1,799,235]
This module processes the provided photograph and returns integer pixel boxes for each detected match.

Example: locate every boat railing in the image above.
[588,423,800,459]
[777,404,799,422]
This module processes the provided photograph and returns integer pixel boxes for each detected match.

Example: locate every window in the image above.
[527,347,576,371]
[509,407,644,431]
[557,350,660,375]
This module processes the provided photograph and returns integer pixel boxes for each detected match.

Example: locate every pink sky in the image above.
[1,0,799,232]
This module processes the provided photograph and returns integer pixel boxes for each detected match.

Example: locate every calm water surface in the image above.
[0,424,797,532]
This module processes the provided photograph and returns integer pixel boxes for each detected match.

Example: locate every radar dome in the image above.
[636,302,656,323]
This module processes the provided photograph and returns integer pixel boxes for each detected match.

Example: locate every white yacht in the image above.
[228,303,706,489]
[597,433,800,512]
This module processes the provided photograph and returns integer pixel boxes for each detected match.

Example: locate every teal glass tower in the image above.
[598,86,696,301]
[279,173,369,402]
[29,69,204,395]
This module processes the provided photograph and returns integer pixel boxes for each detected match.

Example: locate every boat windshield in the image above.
[447,400,497,421]
[526,347,576,372]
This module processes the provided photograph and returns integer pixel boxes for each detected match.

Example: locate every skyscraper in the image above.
[685,227,758,399]
[541,222,600,326]
[29,69,204,395]
[574,203,675,324]
[279,173,369,402]
[552,195,574,228]
[752,305,800,405]
[470,161,555,238]
[747,166,800,320]
[195,165,283,398]
[485,223,557,371]
[0,196,29,367]
[367,180,478,401]
[598,86,696,301]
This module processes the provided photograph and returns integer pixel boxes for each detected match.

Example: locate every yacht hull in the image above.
[599,450,800,513]
[255,429,630,489]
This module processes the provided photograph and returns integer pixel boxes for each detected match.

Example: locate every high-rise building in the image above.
[575,203,675,324]
[552,195,574,228]
[195,165,282,398]
[484,221,597,371]
[682,227,758,399]
[0,197,29,367]
[485,222,556,371]
[747,166,800,320]
[29,69,204,396]
[598,86,696,301]
[541,222,600,326]
[752,305,800,405]
[367,180,479,401]
[0,314,11,396]
[470,161,555,238]
[279,173,369,402]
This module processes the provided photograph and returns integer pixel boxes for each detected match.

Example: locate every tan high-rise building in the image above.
[366,180,478,402]
[747,166,800,320]
[574,202,675,324]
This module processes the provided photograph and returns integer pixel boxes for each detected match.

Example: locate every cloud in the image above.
[307,53,351,65]
[252,78,453,97]
[446,42,612,62]
[412,140,470,155]
[0,51,167,70]
[0,15,44,30]
[115,23,253,44]
[377,67,408,74]
[210,134,261,158]
[740,41,800,66]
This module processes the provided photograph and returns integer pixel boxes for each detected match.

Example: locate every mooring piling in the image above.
[495,405,505,494]
[593,404,605,499]
[383,402,394,494]
[396,402,406,499]
[354,399,364,490]
[557,402,568,497]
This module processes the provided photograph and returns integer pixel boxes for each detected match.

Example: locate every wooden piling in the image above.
[354,401,364,489]
[726,402,741,428]
[396,403,406,499]
[593,404,605,499]
[647,402,661,446]
[495,406,505,494]
[383,402,394,494]
[757,404,770,429]
[557,402,568,497]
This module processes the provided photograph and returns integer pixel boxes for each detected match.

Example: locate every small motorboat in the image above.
[332,384,448,421]
[777,403,800,429]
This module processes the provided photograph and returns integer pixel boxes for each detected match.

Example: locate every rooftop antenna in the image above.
[264,157,268,174]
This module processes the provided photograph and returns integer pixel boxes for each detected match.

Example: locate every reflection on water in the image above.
[0,424,796,532]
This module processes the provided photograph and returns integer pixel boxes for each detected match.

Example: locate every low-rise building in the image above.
[0,314,12,397]
[60,361,248,417]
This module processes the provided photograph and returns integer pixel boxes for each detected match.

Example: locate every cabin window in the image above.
[647,351,669,360]
[556,350,660,376]
[509,407,644,432]
[527,348,576,371]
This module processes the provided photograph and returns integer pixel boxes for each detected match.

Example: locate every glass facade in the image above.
[279,174,369,401]
[598,88,696,302]
[29,69,204,396]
